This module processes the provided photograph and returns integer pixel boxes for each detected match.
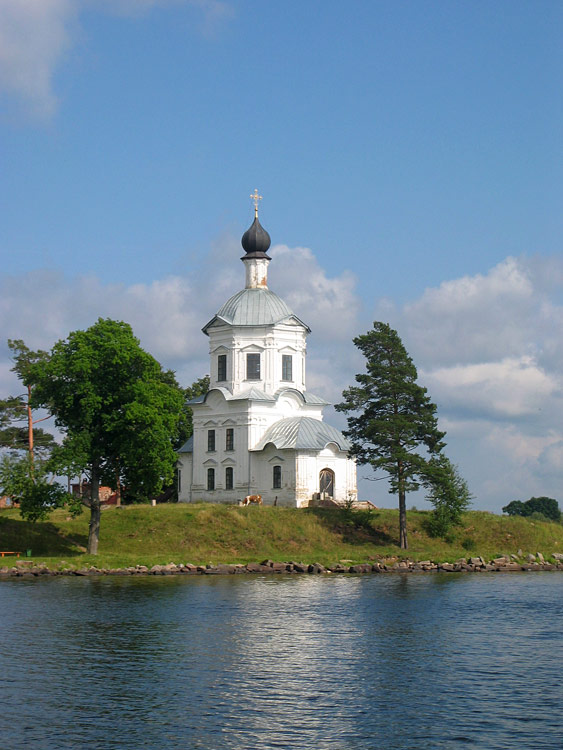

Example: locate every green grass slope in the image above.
[1,504,562,569]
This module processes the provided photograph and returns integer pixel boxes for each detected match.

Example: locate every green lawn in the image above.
[1,503,562,569]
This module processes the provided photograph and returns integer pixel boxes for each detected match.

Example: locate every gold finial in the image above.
[250,188,262,218]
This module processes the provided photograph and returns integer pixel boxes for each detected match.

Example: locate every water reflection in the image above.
[1,573,561,749]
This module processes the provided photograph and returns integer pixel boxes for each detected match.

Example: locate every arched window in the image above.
[225,467,234,490]
[207,468,215,491]
[319,468,334,498]
[273,465,282,489]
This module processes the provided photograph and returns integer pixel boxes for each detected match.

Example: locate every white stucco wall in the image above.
[181,389,319,503]
[179,247,357,508]
[207,321,308,395]
[177,452,193,503]
[179,389,357,507]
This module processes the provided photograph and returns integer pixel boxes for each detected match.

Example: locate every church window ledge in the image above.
[217,354,227,382]
[207,468,215,490]
[225,428,234,451]
[282,354,293,381]
[207,429,216,452]
[225,466,234,490]
[246,353,261,380]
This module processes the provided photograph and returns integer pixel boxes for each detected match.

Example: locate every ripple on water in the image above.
[1,573,562,750]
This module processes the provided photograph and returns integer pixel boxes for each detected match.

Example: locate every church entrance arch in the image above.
[319,468,335,499]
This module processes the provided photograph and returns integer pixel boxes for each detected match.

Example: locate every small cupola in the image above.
[241,216,271,258]
[241,190,271,288]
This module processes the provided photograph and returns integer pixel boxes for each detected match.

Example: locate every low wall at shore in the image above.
[2,553,563,578]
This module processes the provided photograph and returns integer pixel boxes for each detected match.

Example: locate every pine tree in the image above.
[0,340,56,466]
[336,322,446,549]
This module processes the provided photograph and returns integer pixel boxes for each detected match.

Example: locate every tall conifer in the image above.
[337,322,446,548]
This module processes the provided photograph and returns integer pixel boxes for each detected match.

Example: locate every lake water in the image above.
[1,573,562,750]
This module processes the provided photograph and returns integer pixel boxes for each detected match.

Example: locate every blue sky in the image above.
[1,0,562,512]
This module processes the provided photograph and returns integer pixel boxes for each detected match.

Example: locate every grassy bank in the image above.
[1,503,562,569]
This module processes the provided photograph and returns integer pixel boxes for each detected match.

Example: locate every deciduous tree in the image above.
[423,455,472,537]
[30,318,184,554]
[503,496,560,521]
[0,452,78,522]
[336,322,446,549]
[179,375,210,447]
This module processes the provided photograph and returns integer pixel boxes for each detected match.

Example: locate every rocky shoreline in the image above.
[2,553,563,578]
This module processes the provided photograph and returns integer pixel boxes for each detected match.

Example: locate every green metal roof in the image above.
[229,387,276,402]
[252,417,350,452]
[188,387,328,407]
[276,388,329,406]
[202,288,310,333]
[178,436,193,453]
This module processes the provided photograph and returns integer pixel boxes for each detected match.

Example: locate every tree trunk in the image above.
[398,460,408,549]
[87,467,101,555]
[115,467,121,507]
[27,384,34,475]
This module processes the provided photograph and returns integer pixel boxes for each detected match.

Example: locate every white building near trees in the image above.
[177,195,357,507]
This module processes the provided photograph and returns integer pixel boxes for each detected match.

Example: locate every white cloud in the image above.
[0,0,233,118]
[367,255,563,510]
[485,424,560,466]
[377,257,551,367]
[0,0,74,118]
[0,237,360,400]
[270,245,360,343]
[423,356,561,419]
[1,249,561,513]
[97,0,234,34]
[0,270,203,369]
[538,441,563,477]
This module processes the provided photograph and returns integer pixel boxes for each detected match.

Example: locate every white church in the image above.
[177,193,357,507]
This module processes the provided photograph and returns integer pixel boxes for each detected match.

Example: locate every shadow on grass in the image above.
[304,507,397,547]
[0,516,88,557]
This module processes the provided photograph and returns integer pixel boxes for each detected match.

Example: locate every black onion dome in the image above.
[241,216,271,259]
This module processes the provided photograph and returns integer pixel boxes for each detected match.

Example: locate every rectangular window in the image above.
[226,428,234,451]
[217,354,227,382]
[207,468,215,491]
[273,465,282,489]
[207,429,216,452]
[177,470,181,493]
[225,466,233,490]
[247,353,261,380]
[282,354,293,381]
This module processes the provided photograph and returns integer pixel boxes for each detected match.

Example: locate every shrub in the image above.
[529,511,550,523]
[424,457,472,538]
[461,536,476,551]
[502,497,561,522]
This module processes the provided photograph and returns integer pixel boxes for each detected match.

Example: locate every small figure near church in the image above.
[177,192,357,507]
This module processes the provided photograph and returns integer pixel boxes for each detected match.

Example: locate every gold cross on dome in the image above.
[250,188,262,218]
